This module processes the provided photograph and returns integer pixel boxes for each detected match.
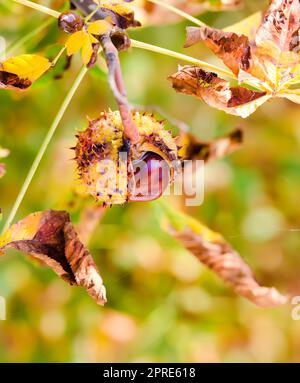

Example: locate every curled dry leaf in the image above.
[0,210,107,305]
[0,147,9,179]
[179,127,243,161]
[0,54,51,90]
[160,204,287,307]
[169,66,268,118]
[132,0,243,26]
[171,0,300,117]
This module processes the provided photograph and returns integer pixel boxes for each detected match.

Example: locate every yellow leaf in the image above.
[2,54,51,81]
[81,34,94,66]
[89,34,99,44]
[101,2,132,17]
[87,20,111,35]
[65,30,86,56]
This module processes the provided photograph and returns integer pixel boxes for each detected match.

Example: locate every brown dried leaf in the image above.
[169,65,268,118]
[255,0,300,52]
[185,26,252,77]
[178,0,300,115]
[180,127,243,161]
[160,204,287,307]
[173,227,287,307]
[0,71,32,90]
[0,210,107,305]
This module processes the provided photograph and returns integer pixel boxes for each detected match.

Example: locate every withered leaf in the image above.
[256,0,300,53]
[184,26,251,77]
[169,65,268,118]
[0,71,32,90]
[176,0,300,116]
[0,210,107,305]
[180,127,243,161]
[160,204,287,308]
[173,227,287,307]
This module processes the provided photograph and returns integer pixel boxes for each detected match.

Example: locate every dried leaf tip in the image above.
[170,0,300,117]
[0,210,107,306]
[160,204,287,308]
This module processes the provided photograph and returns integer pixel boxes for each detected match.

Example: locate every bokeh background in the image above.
[1,0,300,362]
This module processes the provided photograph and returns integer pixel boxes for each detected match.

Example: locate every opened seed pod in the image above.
[75,111,179,205]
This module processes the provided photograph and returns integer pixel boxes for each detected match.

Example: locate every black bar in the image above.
[0,363,297,381]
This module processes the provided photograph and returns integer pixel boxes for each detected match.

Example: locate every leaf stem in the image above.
[147,0,206,27]
[100,34,139,143]
[51,46,66,66]
[84,4,100,22]
[130,39,236,80]
[1,66,88,234]
[12,0,60,18]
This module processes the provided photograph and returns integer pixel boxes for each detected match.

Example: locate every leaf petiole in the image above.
[12,0,60,18]
[130,39,236,80]
[51,46,66,66]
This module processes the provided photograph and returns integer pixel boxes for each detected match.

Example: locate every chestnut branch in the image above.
[71,0,139,144]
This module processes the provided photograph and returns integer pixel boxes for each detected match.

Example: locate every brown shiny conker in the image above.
[128,152,171,202]
[58,11,84,34]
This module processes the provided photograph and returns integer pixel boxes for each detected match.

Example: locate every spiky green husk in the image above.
[75,110,178,205]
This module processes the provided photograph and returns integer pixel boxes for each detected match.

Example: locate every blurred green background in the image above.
[1,0,300,362]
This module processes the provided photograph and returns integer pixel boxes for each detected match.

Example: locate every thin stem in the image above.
[100,34,139,143]
[51,46,66,66]
[130,39,236,80]
[1,66,88,234]
[13,0,60,18]
[147,0,206,27]
[85,5,100,22]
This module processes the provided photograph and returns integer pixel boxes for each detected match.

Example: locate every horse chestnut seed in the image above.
[58,11,84,34]
[128,152,171,202]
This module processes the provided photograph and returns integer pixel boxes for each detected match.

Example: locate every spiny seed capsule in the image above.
[75,111,179,205]
[58,11,84,34]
